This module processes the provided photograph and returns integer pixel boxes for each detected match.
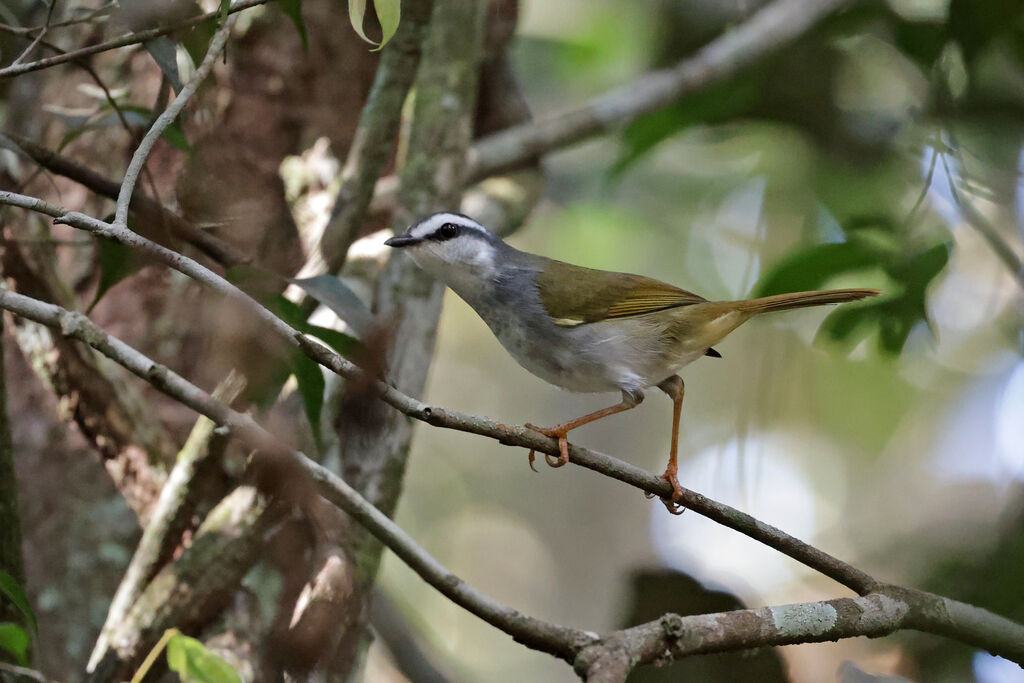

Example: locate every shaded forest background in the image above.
[1,0,1023,681]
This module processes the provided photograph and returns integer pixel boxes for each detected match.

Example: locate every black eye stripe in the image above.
[429,223,461,241]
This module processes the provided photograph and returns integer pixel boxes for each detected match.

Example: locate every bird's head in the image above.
[385,212,504,288]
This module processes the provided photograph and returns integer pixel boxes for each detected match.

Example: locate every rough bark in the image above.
[0,317,25,593]
[327,0,489,676]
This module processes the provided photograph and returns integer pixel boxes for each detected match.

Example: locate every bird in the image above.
[385,212,879,513]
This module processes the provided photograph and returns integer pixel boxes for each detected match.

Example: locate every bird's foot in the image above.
[646,468,685,515]
[525,423,570,470]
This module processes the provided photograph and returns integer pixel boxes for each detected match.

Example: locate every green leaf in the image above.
[54,105,188,152]
[0,623,29,666]
[753,240,883,297]
[182,17,217,67]
[613,68,765,176]
[89,237,146,312]
[280,0,308,50]
[0,571,37,634]
[348,0,371,44]
[291,348,325,439]
[270,296,327,437]
[143,36,183,93]
[159,120,191,152]
[304,324,360,358]
[218,0,230,26]
[816,300,883,349]
[166,632,242,683]
[372,0,400,50]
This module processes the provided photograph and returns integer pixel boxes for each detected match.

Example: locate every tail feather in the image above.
[734,288,879,315]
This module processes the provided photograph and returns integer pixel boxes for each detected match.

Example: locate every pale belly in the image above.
[480,306,707,395]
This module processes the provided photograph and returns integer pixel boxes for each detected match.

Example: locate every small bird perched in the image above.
[386,212,878,512]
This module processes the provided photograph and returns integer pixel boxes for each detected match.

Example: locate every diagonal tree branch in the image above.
[0,287,591,663]
[0,0,270,78]
[0,133,249,266]
[575,589,1024,682]
[304,0,436,276]
[0,187,874,592]
[87,374,244,671]
[367,0,859,211]
[113,15,234,228]
[2,287,1023,682]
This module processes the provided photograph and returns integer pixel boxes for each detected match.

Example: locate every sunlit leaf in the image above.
[0,623,29,666]
[144,36,183,93]
[348,0,372,44]
[280,0,308,50]
[89,237,146,313]
[0,571,37,634]
[372,0,400,50]
[166,632,242,683]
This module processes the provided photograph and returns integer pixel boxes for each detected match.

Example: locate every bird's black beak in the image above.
[384,234,422,248]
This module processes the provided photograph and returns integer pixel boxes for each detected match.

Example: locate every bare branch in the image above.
[114,15,234,227]
[88,375,245,671]
[576,590,1024,681]
[306,0,436,276]
[367,0,857,210]
[0,287,591,664]
[2,286,1023,680]
[0,187,873,592]
[0,0,269,79]
[1,133,250,266]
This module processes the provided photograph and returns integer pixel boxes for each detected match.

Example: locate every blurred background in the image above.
[3,0,1023,680]
[376,0,1024,681]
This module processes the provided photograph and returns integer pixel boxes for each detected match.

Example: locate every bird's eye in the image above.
[438,223,459,240]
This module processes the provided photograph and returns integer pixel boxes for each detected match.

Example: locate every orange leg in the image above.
[657,375,685,515]
[526,391,642,469]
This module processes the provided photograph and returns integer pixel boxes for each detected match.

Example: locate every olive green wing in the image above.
[535,259,707,326]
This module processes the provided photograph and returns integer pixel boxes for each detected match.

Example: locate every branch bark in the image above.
[0,134,249,267]
[306,0,436,275]
[112,16,235,229]
[364,0,858,212]
[325,0,490,675]
[0,315,25,592]
[0,187,873,592]
[2,287,1022,681]
[87,375,244,671]
[0,0,270,78]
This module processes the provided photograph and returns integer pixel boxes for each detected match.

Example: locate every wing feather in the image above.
[535,259,705,325]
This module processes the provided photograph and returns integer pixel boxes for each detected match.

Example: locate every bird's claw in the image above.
[659,469,685,515]
[525,423,570,469]
[644,469,685,514]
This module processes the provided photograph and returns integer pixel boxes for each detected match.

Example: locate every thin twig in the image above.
[0,288,591,663]
[114,15,234,227]
[366,0,856,211]
[939,150,1024,290]
[0,187,875,594]
[0,133,249,265]
[2,287,1023,679]
[9,0,57,66]
[0,0,268,78]
[0,1,113,35]
[305,0,435,276]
